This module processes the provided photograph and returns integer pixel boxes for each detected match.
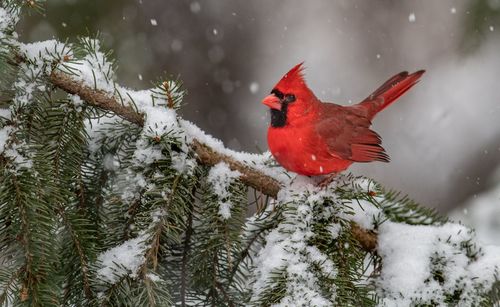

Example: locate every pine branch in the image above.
[0,267,23,305]
[59,208,93,300]
[180,199,194,307]
[46,68,378,253]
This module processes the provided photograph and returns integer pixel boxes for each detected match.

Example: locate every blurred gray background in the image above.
[18,0,500,212]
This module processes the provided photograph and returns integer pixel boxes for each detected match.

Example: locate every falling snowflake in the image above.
[190,2,201,14]
[249,82,259,94]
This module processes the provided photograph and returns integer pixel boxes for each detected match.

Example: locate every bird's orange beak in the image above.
[262,94,281,110]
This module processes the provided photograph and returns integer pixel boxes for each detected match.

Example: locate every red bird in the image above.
[262,63,424,178]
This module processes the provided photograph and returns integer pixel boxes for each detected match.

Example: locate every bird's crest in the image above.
[274,62,307,92]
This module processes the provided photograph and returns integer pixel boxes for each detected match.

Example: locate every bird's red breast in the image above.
[262,63,424,176]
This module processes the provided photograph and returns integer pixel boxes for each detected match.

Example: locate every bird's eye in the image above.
[284,94,296,103]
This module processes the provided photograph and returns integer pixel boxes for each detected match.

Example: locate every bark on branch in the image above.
[48,69,377,252]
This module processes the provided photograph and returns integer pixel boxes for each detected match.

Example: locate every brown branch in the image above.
[48,69,378,252]
[351,223,377,252]
[49,71,145,126]
[190,139,281,197]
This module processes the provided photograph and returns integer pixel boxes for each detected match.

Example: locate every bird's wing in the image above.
[314,105,390,163]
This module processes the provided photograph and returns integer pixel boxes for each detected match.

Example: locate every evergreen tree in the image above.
[0,1,499,306]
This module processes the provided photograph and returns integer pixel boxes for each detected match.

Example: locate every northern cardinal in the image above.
[262,63,424,178]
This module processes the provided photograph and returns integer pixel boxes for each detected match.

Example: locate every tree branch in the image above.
[49,71,145,126]
[48,69,377,252]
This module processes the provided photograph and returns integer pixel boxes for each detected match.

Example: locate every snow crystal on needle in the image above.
[0,7,19,44]
[0,8,11,38]
[141,106,178,137]
[118,86,183,142]
[133,138,164,165]
[171,151,196,175]
[69,94,84,109]
[146,273,162,282]
[0,126,13,153]
[97,234,148,283]
[344,199,382,231]
[0,108,11,120]
[63,39,115,93]
[85,116,120,154]
[14,41,66,107]
[207,162,241,219]
[21,40,69,74]
[22,40,63,59]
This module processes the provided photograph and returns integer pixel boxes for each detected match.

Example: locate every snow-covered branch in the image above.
[42,60,382,252]
[48,68,282,196]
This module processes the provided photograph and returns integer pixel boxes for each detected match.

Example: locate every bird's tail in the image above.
[360,70,425,119]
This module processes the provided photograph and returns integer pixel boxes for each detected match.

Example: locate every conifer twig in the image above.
[47,69,378,252]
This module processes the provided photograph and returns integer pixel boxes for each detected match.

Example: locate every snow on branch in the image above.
[377,221,500,305]
[207,162,241,219]
[96,234,148,283]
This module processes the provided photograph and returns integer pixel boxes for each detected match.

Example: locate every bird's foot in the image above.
[317,172,338,188]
